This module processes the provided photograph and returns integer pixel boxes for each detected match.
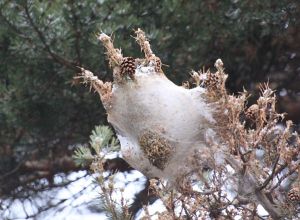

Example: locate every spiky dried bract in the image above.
[134,29,164,75]
[199,60,228,99]
[74,68,112,109]
[139,130,173,170]
[135,28,155,60]
[97,33,125,83]
[98,33,123,67]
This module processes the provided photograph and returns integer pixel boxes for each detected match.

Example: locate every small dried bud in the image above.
[120,57,136,80]
[214,58,224,70]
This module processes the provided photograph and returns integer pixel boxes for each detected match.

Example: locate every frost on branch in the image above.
[75,29,300,219]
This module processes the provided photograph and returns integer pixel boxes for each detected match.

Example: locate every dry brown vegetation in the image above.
[76,29,300,219]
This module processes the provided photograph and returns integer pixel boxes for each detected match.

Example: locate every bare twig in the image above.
[225,155,283,219]
[257,155,280,191]
[269,162,300,192]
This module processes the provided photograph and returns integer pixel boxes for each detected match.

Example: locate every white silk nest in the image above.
[106,61,216,182]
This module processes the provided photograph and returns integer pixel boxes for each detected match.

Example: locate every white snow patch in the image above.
[135,199,167,220]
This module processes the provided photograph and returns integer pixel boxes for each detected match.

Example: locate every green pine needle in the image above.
[73,145,94,166]
[89,125,119,155]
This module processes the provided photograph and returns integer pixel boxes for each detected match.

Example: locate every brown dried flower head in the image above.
[203,71,222,91]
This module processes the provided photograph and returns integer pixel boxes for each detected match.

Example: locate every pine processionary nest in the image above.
[139,130,174,170]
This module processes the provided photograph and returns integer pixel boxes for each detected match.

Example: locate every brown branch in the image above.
[23,1,78,70]
[269,162,300,192]
[180,198,192,220]
[257,155,281,191]
[225,155,283,219]
[22,155,78,172]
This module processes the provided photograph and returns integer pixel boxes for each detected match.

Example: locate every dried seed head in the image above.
[245,104,259,121]
[203,72,221,91]
[287,187,300,204]
[139,130,173,170]
[120,57,136,80]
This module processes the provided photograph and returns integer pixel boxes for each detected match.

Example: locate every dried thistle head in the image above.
[203,70,222,91]
[197,60,228,100]
[256,83,278,123]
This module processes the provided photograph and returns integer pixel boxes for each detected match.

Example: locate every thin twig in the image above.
[257,155,280,191]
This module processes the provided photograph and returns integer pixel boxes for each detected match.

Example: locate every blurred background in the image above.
[0,0,299,219]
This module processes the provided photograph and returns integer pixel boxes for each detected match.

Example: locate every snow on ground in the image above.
[1,170,148,220]
[136,199,167,220]
[1,165,273,219]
